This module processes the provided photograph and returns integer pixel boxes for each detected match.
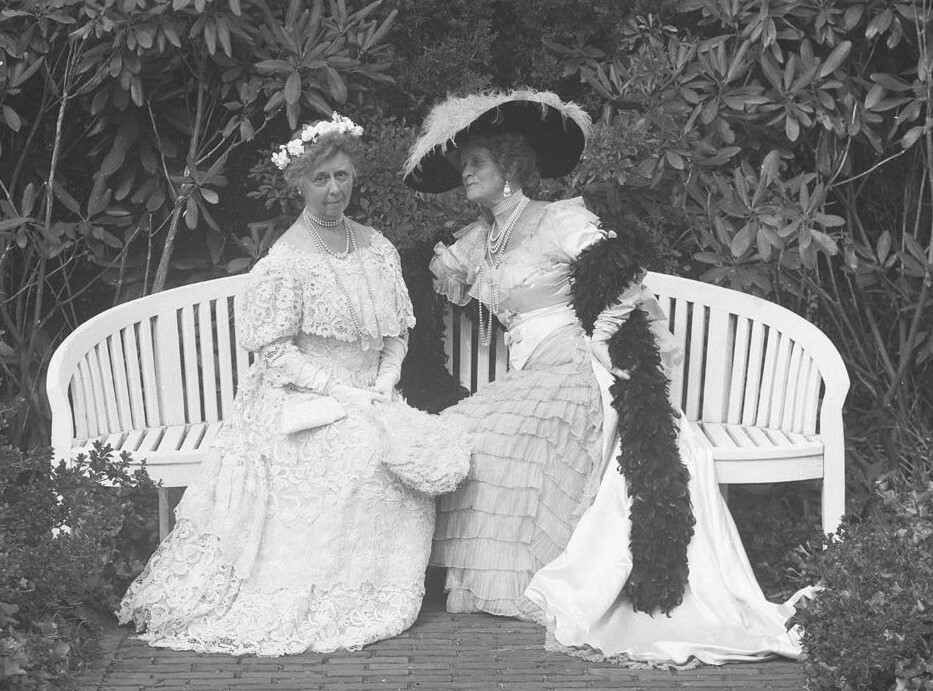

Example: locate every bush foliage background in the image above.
[0,402,157,688]
[3,0,933,688]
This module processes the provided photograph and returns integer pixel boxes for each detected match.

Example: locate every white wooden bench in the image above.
[47,271,849,539]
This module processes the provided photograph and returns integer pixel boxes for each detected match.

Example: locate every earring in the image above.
[503,180,512,198]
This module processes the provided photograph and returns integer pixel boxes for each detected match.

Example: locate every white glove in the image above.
[590,339,631,380]
[372,333,407,399]
[260,340,333,393]
[331,384,384,408]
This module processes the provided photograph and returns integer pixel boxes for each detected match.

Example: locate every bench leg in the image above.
[822,436,846,536]
[822,477,845,536]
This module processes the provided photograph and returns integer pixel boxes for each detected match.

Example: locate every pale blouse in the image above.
[430,198,681,372]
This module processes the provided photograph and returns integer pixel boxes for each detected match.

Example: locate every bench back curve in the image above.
[47,275,249,459]
[447,271,849,436]
[48,271,849,459]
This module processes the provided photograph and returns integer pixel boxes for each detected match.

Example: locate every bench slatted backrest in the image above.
[48,276,249,454]
[648,272,846,435]
[446,272,848,437]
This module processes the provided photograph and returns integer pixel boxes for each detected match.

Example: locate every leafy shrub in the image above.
[792,476,933,691]
[728,484,823,601]
[548,2,933,481]
[0,406,158,689]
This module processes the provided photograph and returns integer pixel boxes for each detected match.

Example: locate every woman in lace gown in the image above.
[118,114,470,656]
[402,90,805,666]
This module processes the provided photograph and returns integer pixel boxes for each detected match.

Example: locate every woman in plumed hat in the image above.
[404,90,808,666]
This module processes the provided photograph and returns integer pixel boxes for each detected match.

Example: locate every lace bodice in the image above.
[294,333,381,388]
[239,227,416,353]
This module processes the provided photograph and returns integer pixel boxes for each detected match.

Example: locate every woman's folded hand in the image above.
[590,340,632,381]
[331,384,385,408]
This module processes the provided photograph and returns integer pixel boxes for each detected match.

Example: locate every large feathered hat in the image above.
[402,89,593,194]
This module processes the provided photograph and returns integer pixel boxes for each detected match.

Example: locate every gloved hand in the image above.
[371,333,407,402]
[372,367,400,400]
[331,384,384,408]
[590,339,632,381]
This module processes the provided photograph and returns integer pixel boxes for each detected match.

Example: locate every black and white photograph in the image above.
[0,1,927,689]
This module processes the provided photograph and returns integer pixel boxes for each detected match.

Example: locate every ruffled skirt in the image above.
[431,328,606,616]
[118,364,470,656]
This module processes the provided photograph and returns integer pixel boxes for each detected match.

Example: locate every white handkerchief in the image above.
[279,395,347,434]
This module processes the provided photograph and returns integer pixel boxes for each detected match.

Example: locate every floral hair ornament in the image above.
[270,112,364,170]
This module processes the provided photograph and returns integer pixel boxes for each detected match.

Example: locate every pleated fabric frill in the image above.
[431,332,606,617]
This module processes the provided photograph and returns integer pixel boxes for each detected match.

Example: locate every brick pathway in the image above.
[78,584,807,691]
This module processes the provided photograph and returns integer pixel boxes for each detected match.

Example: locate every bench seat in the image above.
[71,422,225,488]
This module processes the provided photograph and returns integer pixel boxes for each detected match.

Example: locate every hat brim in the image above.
[403,98,588,194]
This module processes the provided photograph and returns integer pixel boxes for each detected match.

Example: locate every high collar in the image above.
[491,189,526,224]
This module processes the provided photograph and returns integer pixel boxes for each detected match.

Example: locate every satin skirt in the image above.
[523,409,806,666]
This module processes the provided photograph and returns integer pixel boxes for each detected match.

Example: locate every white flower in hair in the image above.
[271,149,290,169]
[270,112,364,170]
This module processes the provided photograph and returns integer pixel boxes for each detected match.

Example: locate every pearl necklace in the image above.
[477,192,529,346]
[304,207,343,227]
[302,207,351,259]
[306,217,379,340]
[486,193,529,266]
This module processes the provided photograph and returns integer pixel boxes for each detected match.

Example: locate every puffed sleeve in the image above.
[429,220,487,305]
[369,233,414,394]
[382,234,417,333]
[236,256,334,394]
[237,258,302,351]
[548,198,683,376]
[537,197,607,263]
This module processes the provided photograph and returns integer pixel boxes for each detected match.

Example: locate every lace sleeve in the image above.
[429,221,486,305]
[259,340,334,394]
[236,254,335,393]
[381,233,417,331]
[237,258,303,351]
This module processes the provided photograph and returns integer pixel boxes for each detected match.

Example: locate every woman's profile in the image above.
[403,89,808,666]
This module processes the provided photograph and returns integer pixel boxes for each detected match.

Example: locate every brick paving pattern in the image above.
[78,588,806,691]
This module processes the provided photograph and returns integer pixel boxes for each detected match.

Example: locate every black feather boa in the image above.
[569,234,695,615]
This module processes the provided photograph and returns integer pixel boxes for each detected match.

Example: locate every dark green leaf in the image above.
[901,126,923,150]
[52,182,81,215]
[819,41,851,78]
[255,60,293,74]
[731,224,755,257]
[184,195,199,229]
[2,104,21,131]
[284,71,301,104]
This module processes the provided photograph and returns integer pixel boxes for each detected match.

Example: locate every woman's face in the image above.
[460,146,507,208]
[302,151,354,220]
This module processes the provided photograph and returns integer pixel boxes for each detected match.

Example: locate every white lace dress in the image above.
[117,229,471,656]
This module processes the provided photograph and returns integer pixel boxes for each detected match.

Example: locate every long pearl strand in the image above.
[305,217,378,341]
[477,191,529,346]
[485,192,529,266]
[302,207,351,259]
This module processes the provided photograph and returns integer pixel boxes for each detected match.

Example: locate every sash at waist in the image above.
[504,304,580,370]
